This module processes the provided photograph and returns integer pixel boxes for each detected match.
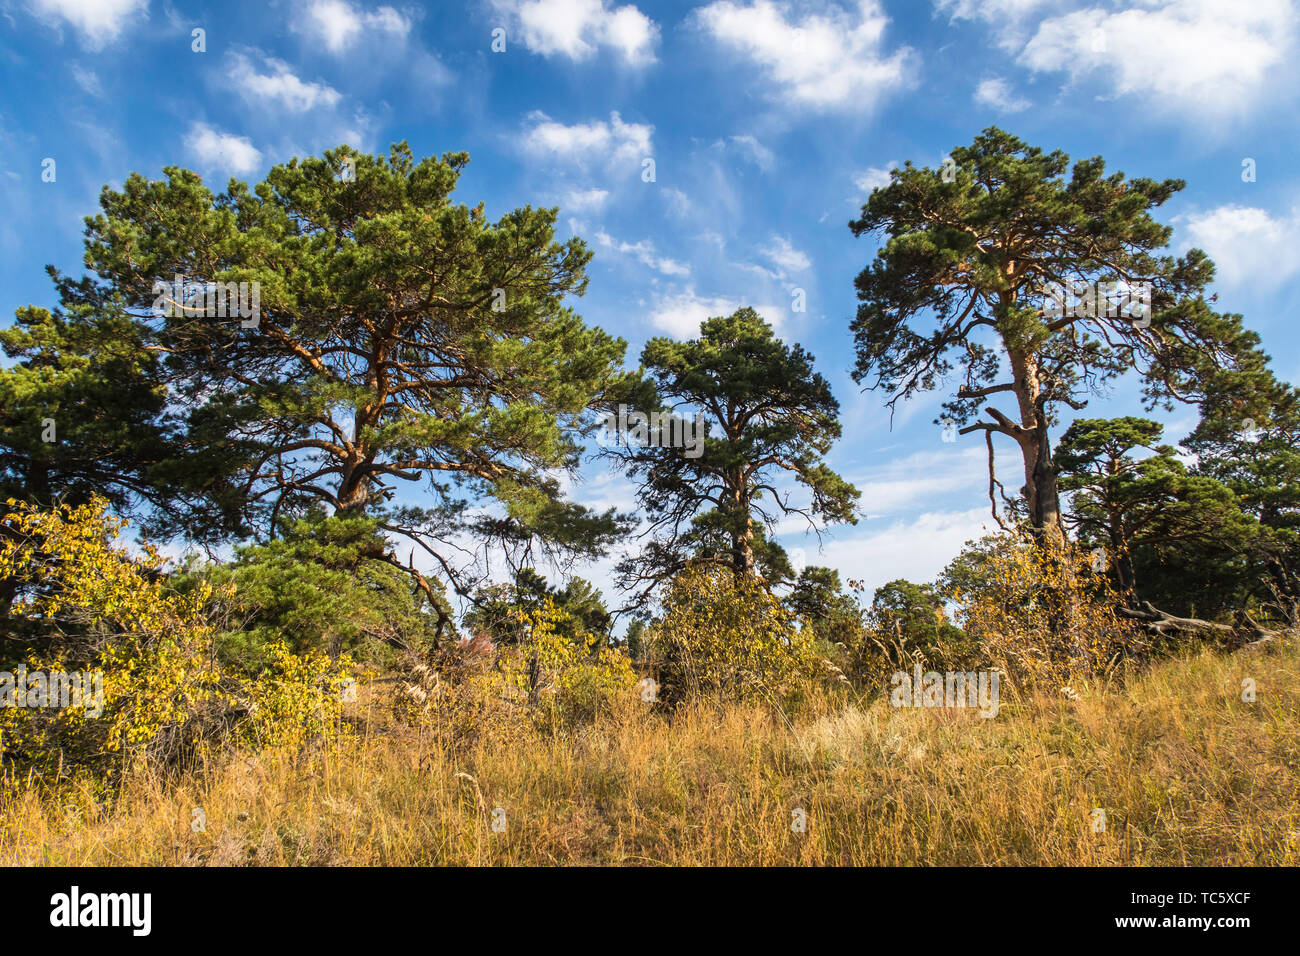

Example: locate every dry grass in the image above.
[3,639,1298,866]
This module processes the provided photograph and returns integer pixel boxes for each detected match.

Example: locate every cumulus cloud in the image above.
[647,289,784,338]
[694,0,915,110]
[491,0,659,65]
[520,110,653,169]
[230,54,342,111]
[1020,1,1296,117]
[28,0,148,49]
[932,1,1297,122]
[297,0,411,53]
[183,123,263,177]
[1178,203,1300,288]
[973,76,1030,112]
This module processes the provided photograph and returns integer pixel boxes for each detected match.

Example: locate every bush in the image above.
[240,641,355,751]
[842,578,980,688]
[493,599,635,728]
[0,498,353,777]
[941,532,1145,690]
[648,565,825,706]
[393,599,634,740]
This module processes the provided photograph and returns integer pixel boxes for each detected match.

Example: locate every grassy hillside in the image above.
[3,639,1296,866]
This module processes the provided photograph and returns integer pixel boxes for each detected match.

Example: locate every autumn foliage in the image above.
[0,498,353,777]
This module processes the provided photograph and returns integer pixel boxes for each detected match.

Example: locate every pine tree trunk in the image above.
[1007,349,1065,547]
[337,468,370,513]
[729,481,755,576]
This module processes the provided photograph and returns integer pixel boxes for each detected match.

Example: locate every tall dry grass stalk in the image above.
[3,640,1297,866]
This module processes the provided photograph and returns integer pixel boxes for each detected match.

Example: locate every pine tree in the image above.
[849,128,1260,547]
[609,308,859,597]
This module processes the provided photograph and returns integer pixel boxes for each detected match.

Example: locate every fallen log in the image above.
[1115,600,1283,650]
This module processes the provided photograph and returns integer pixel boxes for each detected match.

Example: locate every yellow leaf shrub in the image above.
[946,533,1145,691]
[240,641,354,751]
[648,565,823,706]
[494,599,636,729]
[392,600,635,741]
[0,498,353,777]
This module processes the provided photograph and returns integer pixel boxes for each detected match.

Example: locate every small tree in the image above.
[787,565,850,625]
[189,510,454,669]
[648,565,822,706]
[491,600,634,727]
[869,579,975,665]
[1055,417,1256,601]
[612,308,859,596]
[786,566,864,663]
[463,567,612,647]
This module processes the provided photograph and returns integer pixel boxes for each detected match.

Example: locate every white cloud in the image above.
[29,0,147,49]
[493,0,659,65]
[760,235,811,274]
[729,133,775,170]
[69,64,102,96]
[1020,1,1296,116]
[854,163,896,196]
[648,291,737,337]
[1178,203,1300,287]
[310,103,380,153]
[230,54,342,111]
[693,0,915,110]
[183,123,263,177]
[933,0,1057,49]
[521,110,653,169]
[299,0,411,53]
[848,446,988,518]
[698,229,725,250]
[973,75,1030,112]
[663,186,693,218]
[563,187,610,212]
[810,507,993,597]
[647,289,783,338]
[936,0,1053,17]
[593,230,690,276]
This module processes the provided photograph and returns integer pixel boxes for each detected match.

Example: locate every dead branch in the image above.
[1116,600,1283,649]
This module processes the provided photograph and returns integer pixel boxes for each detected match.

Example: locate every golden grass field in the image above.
[3,638,1297,866]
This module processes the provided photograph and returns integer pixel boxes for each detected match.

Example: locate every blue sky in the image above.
[2,0,1298,612]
